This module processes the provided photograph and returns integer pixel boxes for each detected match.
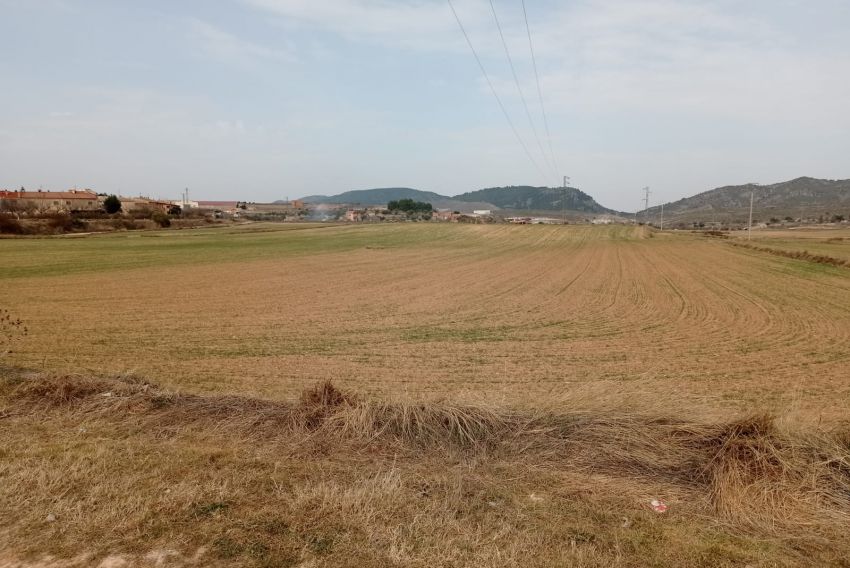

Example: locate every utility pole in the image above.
[747,187,755,240]
[747,190,754,239]
[642,186,651,224]
[562,175,570,225]
[660,202,664,231]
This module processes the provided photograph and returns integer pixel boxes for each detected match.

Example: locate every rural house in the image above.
[0,189,101,212]
[120,197,175,213]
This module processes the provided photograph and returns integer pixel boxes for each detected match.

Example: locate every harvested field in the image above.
[2,223,850,566]
[3,223,850,417]
[735,227,850,264]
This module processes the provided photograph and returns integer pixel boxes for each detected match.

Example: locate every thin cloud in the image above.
[240,0,488,50]
[188,19,298,65]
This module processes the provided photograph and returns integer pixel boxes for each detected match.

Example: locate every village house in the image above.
[120,197,175,213]
[196,201,240,214]
[0,189,101,212]
[591,216,615,225]
[345,208,366,222]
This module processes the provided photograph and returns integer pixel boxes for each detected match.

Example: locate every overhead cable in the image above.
[447,0,549,184]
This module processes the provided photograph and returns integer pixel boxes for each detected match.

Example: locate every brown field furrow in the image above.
[3,224,849,420]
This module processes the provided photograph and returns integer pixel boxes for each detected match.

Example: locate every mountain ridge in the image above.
[645,177,850,222]
[297,186,615,214]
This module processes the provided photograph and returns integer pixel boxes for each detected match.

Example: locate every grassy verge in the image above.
[2,367,849,567]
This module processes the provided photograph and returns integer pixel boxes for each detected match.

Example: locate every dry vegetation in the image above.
[2,370,850,567]
[734,227,850,265]
[2,223,850,566]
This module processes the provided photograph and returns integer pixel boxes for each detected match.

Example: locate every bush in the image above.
[0,213,25,234]
[44,212,82,233]
[111,218,140,230]
[151,211,171,228]
[128,206,154,220]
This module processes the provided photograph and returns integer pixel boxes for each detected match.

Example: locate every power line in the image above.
[521,0,560,180]
[446,0,548,184]
[488,0,557,184]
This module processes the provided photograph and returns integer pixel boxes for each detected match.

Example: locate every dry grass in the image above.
[727,240,850,268]
[737,227,850,264]
[3,223,850,565]
[2,369,850,566]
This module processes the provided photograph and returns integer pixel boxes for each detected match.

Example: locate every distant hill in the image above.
[454,186,615,214]
[297,185,615,214]
[298,187,494,212]
[649,177,850,224]
[299,188,443,205]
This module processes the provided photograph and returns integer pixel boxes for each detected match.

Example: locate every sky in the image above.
[1,0,849,211]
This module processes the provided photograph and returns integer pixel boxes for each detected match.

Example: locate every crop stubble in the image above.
[4,223,850,420]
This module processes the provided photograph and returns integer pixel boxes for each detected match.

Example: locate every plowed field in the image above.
[4,223,850,420]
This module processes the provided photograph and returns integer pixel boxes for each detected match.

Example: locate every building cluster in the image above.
[343,208,407,222]
[0,189,179,213]
[2,189,644,226]
[0,189,101,212]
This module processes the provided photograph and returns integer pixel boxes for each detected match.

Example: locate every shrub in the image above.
[44,212,79,233]
[103,195,122,214]
[110,218,140,230]
[0,213,25,234]
[151,211,171,228]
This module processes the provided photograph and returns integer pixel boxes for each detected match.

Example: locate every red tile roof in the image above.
[0,190,98,200]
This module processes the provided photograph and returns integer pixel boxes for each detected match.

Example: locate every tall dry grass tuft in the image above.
[690,414,850,528]
[4,371,850,538]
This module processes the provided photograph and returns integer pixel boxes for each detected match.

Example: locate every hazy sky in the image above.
[1,0,849,210]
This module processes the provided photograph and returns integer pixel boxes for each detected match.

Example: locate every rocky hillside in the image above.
[454,186,615,214]
[652,177,850,223]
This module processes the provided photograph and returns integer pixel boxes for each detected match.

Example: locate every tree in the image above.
[103,195,122,214]
[387,199,433,214]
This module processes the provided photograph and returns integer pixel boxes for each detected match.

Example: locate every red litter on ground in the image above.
[650,499,668,513]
